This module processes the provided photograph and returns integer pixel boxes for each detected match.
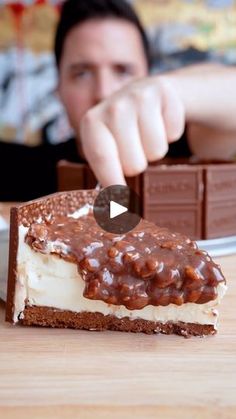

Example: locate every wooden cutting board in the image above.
[0,254,235,419]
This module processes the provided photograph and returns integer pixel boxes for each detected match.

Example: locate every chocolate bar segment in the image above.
[204,163,236,239]
[143,165,203,239]
[57,160,96,191]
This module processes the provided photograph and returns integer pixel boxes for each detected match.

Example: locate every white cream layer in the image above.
[13,225,227,327]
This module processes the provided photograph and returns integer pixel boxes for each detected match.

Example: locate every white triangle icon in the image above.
[110,201,128,219]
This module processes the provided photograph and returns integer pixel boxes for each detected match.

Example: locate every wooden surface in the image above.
[0,254,235,419]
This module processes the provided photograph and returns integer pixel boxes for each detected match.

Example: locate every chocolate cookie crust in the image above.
[21,305,216,337]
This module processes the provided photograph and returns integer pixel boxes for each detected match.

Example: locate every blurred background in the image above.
[0,0,235,147]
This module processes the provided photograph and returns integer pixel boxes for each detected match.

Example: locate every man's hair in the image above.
[54,0,151,69]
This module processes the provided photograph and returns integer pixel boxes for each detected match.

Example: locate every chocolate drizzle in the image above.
[25,213,225,310]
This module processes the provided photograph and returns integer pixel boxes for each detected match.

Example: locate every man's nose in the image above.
[94,71,119,104]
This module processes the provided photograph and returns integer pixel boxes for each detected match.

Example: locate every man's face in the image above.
[58,18,148,132]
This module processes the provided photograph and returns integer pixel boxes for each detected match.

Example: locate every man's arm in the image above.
[169,64,236,159]
[79,63,236,186]
[187,124,236,160]
[169,63,236,131]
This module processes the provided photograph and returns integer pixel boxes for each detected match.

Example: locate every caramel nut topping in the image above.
[25,213,225,310]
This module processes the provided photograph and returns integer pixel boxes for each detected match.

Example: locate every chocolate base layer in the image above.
[20,306,216,338]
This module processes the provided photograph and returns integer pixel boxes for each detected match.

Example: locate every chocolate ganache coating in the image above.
[25,213,225,310]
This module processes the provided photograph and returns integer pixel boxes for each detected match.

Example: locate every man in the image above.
[56,0,236,187]
[1,0,235,201]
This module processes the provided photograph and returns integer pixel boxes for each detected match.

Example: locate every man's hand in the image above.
[79,76,185,186]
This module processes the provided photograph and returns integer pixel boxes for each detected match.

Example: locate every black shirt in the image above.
[0,131,191,202]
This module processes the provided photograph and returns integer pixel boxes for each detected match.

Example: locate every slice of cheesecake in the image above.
[6,190,227,337]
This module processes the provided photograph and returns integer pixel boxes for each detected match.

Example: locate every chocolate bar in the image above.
[57,159,236,240]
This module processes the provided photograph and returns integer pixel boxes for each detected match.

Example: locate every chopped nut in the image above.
[108,246,119,258]
[123,252,140,264]
[146,258,159,271]
[81,257,100,272]
[185,266,202,282]
[186,289,201,303]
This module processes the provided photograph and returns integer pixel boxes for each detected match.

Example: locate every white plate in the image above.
[0,215,8,230]
[197,235,236,257]
[0,228,9,302]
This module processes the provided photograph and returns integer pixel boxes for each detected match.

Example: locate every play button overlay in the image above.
[110,201,127,219]
[93,185,141,234]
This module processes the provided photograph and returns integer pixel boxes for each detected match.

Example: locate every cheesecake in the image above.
[6,190,227,337]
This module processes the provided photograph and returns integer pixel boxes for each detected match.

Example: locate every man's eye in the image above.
[115,65,134,76]
[72,69,91,79]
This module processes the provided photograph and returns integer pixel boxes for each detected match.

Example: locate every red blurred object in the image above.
[8,3,25,18]
[8,3,25,31]
[35,0,47,5]
[8,1,60,14]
